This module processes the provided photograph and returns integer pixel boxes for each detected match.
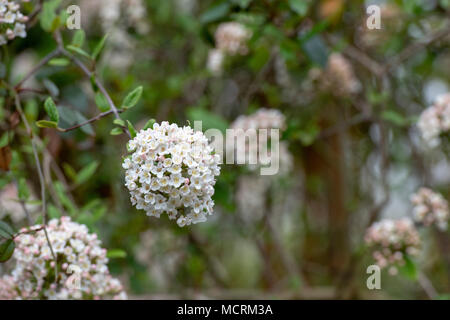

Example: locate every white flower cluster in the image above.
[231,108,285,131]
[417,93,450,147]
[215,22,252,55]
[365,218,421,275]
[207,22,252,74]
[123,122,221,227]
[0,217,127,300]
[411,187,449,231]
[230,108,292,175]
[94,0,150,69]
[324,53,361,96]
[100,0,149,35]
[0,0,28,46]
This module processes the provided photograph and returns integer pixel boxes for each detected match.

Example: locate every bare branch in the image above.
[58,109,125,132]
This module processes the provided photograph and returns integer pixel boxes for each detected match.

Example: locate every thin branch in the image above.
[342,45,384,77]
[418,271,438,300]
[58,109,124,132]
[14,93,58,282]
[12,226,45,240]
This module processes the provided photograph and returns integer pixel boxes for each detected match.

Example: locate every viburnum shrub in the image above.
[0,0,449,301]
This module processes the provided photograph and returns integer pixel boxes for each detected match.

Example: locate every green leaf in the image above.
[399,255,418,280]
[48,204,62,219]
[289,0,310,16]
[113,119,125,127]
[90,74,99,92]
[110,127,124,135]
[121,86,143,109]
[36,120,58,129]
[143,118,156,130]
[66,45,91,59]
[71,29,85,48]
[381,110,408,127]
[43,79,60,97]
[74,112,95,136]
[44,97,59,123]
[54,181,77,215]
[200,3,230,24]
[58,107,94,135]
[40,0,62,32]
[75,161,99,186]
[0,239,15,262]
[95,92,110,112]
[300,34,329,67]
[106,249,127,259]
[0,221,15,239]
[127,120,137,138]
[92,34,108,61]
[62,163,77,181]
[17,178,30,201]
[48,58,70,67]
[0,132,9,148]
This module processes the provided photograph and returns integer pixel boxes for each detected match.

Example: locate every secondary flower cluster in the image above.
[0,217,127,300]
[323,53,361,96]
[99,0,149,35]
[123,122,221,227]
[411,188,449,231]
[365,218,421,275]
[207,22,252,74]
[229,108,292,175]
[231,108,286,131]
[417,93,450,147]
[0,0,28,46]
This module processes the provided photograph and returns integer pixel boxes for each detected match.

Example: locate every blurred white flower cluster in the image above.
[0,0,28,46]
[231,108,285,131]
[207,22,252,74]
[100,0,149,35]
[0,217,127,300]
[324,53,361,96]
[230,108,293,175]
[83,0,150,69]
[411,187,449,231]
[417,93,450,147]
[123,122,221,227]
[365,218,421,275]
